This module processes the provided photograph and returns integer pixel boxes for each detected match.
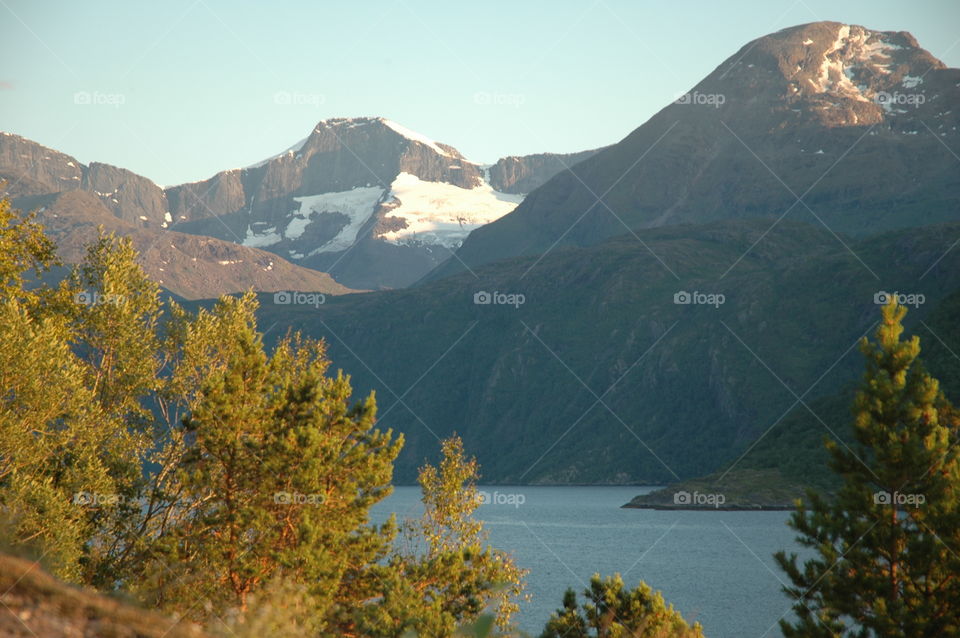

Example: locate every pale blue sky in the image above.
[1,0,958,186]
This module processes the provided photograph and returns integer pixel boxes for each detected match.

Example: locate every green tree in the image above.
[0,207,160,585]
[356,436,528,638]
[66,230,167,587]
[138,294,403,630]
[1,199,535,638]
[539,573,703,638]
[775,300,960,636]
[0,200,94,581]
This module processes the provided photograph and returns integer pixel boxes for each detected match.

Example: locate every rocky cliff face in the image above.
[83,162,169,226]
[428,21,960,280]
[487,148,604,194]
[165,117,484,226]
[1,121,601,292]
[162,118,604,290]
[0,132,83,196]
[0,133,169,227]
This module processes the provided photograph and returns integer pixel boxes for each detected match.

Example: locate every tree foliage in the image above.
[539,573,703,638]
[138,294,402,628]
[0,196,531,638]
[0,200,163,584]
[359,436,527,637]
[775,300,960,636]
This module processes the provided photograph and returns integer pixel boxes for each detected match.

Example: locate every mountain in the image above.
[427,21,960,281]
[624,285,960,509]
[0,131,169,227]
[35,191,352,300]
[165,117,599,290]
[1,124,601,293]
[241,218,960,484]
[1,135,354,299]
[486,148,604,194]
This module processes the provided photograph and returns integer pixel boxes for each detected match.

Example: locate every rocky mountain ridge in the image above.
[1,122,600,291]
[13,189,352,299]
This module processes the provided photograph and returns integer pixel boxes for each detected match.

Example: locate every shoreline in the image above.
[621,502,795,511]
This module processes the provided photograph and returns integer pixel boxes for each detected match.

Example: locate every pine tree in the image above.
[138,294,403,628]
[539,573,703,638]
[775,300,960,636]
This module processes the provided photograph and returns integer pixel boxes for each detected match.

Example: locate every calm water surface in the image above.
[371,486,802,638]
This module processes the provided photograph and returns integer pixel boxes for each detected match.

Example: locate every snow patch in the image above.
[290,186,385,253]
[379,172,524,248]
[808,25,905,103]
[242,225,282,248]
[902,75,922,89]
[382,119,451,157]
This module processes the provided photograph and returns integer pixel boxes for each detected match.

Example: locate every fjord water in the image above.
[371,486,800,638]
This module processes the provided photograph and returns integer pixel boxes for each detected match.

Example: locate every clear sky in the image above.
[1,0,958,186]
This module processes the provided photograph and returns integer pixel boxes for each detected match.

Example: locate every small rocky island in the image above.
[622,468,815,511]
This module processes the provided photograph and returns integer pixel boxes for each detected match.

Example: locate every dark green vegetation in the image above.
[628,290,960,508]
[243,219,960,487]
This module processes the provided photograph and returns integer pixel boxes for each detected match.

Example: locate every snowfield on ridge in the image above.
[379,172,524,248]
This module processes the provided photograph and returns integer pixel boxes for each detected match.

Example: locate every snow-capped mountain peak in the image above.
[164,116,538,288]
